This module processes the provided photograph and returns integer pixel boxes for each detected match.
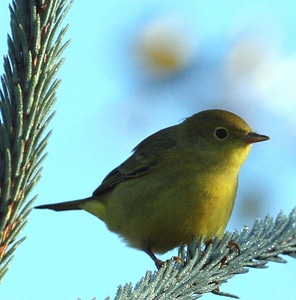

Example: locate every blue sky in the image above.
[1,1,296,299]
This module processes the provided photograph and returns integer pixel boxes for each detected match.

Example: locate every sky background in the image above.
[1,0,296,299]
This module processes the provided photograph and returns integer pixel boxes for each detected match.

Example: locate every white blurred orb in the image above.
[225,39,272,80]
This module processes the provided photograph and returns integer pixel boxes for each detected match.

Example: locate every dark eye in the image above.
[214,127,229,140]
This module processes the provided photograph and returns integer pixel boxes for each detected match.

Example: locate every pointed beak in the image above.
[242,132,270,144]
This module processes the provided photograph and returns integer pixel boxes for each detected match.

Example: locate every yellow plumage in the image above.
[36,109,269,267]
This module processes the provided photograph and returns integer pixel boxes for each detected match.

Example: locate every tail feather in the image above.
[35,199,87,212]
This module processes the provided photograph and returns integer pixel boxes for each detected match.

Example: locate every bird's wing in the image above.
[92,126,177,196]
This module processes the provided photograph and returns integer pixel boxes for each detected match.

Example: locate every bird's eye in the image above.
[214,127,229,140]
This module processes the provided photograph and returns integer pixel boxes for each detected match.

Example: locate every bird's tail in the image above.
[35,198,90,212]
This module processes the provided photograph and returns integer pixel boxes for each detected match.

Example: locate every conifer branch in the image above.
[0,0,72,282]
[111,208,296,299]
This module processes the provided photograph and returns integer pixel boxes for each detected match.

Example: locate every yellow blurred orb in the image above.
[137,16,196,76]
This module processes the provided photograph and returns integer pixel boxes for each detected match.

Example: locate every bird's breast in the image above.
[103,162,238,253]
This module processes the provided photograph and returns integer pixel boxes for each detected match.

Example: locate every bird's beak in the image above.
[242,132,270,144]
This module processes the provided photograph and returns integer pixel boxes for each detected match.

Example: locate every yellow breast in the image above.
[94,162,238,254]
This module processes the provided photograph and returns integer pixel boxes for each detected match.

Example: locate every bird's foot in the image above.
[220,240,241,266]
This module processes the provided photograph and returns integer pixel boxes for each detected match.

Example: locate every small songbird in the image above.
[35,109,269,268]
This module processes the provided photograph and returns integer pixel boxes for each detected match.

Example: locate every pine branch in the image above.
[110,208,296,299]
[0,0,72,282]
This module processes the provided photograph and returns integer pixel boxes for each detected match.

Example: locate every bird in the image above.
[35,109,269,268]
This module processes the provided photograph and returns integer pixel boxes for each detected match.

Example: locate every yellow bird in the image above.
[36,109,269,267]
